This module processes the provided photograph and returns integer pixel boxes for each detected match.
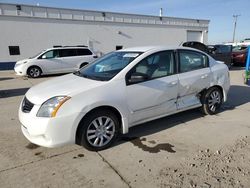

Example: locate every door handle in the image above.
[201,74,208,79]
[168,81,177,87]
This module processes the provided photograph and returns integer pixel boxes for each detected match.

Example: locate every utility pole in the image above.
[233,14,240,43]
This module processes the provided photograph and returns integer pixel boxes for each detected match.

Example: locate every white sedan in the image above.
[19,46,230,151]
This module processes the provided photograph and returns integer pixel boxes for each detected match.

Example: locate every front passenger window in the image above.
[130,51,175,80]
[41,50,59,59]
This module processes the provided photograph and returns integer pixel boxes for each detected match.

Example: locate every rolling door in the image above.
[187,31,202,42]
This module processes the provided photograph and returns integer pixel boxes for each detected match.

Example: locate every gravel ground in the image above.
[0,67,250,188]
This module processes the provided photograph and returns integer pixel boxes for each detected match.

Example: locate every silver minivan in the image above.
[14,46,97,78]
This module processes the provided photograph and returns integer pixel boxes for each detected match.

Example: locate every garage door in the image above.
[187,31,202,42]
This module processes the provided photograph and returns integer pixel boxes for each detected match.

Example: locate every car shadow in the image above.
[0,88,29,98]
[114,84,250,149]
[39,73,68,78]
[224,85,250,108]
[230,66,245,71]
[0,77,14,81]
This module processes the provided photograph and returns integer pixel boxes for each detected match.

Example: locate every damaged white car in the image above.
[19,46,230,151]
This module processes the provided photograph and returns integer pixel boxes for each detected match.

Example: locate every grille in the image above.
[22,97,34,113]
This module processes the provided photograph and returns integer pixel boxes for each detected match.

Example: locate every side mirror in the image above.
[42,55,47,59]
[128,72,149,84]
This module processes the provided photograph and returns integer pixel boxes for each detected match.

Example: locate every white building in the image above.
[0,3,209,62]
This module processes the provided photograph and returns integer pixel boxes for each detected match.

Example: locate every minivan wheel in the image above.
[27,66,42,78]
[201,87,223,115]
[79,110,119,151]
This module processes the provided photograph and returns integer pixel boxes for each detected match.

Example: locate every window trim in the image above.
[126,50,177,86]
[177,49,209,73]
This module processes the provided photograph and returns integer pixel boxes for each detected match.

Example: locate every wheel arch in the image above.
[79,62,89,69]
[199,85,225,103]
[75,105,127,145]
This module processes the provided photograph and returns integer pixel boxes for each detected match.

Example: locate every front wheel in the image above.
[201,87,223,115]
[78,110,120,151]
[27,66,42,78]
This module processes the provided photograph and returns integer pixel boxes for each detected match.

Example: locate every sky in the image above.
[1,0,249,44]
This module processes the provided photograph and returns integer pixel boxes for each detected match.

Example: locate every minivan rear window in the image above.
[77,49,92,56]
[59,49,77,57]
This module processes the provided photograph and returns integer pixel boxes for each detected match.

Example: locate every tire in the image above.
[201,87,223,115]
[78,110,120,151]
[80,62,88,69]
[27,66,42,78]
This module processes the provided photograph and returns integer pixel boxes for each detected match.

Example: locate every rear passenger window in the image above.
[59,49,77,57]
[179,50,208,73]
[77,49,92,56]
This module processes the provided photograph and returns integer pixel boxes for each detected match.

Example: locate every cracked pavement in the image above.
[0,68,250,188]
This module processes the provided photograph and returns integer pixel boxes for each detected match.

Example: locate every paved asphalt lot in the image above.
[0,68,250,188]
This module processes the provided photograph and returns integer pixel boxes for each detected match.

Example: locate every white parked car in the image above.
[14,46,97,78]
[19,46,230,151]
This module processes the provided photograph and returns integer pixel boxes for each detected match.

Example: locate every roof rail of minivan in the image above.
[53,45,88,48]
[63,45,88,48]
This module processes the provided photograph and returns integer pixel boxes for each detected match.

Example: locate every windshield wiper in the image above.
[81,74,107,81]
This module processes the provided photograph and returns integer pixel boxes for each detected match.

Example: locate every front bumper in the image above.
[19,99,81,148]
[14,64,27,76]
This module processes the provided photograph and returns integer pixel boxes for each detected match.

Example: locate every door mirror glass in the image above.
[128,72,148,84]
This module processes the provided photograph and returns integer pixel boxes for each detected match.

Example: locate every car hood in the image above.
[15,59,29,65]
[26,73,105,104]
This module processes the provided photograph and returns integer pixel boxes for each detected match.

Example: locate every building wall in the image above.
[0,3,209,62]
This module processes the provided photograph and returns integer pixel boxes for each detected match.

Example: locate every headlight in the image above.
[37,96,70,117]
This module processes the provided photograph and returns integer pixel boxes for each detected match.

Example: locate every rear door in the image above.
[76,48,95,66]
[59,49,78,72]
[177,50,211,110]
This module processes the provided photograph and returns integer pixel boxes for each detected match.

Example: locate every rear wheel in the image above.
[78,110,120,151]
[201,87,223,115]
[27,66,42,78]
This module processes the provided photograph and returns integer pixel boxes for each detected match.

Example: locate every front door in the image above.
[36,49,64,73]
[125,50,178,124]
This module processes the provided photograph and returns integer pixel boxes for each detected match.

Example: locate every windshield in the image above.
[214,45,232,53]
[29,50,46,59]
[75,51,142,81]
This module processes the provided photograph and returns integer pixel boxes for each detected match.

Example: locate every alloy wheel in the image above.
[208,90,221,112]
[29,67,40,78]
[86,116,115,147]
